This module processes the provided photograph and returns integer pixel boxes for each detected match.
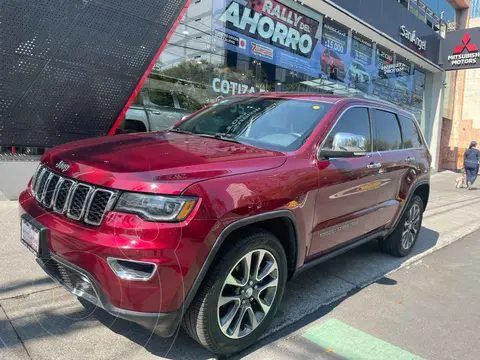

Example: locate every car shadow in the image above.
[81,226,439,359]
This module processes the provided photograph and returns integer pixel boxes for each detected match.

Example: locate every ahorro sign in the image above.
[441,28,480,70]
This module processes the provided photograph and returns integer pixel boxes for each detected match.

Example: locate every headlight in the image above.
[114,193,197,222]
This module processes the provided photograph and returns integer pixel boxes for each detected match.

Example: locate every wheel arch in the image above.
[182,210,300,313]
[391,180,430,232]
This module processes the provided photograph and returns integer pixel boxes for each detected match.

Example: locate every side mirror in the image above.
[319,132,368,159]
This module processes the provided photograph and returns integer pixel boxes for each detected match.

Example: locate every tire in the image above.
[182,229,288,356]
[380,195,424,257]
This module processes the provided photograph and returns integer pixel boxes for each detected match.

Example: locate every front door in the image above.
[308,106,385,258]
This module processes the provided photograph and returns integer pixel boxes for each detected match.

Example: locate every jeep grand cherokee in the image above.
[19,93,430,355]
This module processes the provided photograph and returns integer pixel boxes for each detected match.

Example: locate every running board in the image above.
[292,230,388,278]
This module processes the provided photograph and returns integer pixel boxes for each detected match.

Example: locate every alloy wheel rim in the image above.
[402,204,421,250]
[217,249,279,339]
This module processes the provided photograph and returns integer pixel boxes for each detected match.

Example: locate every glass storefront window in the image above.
[120,0,430,134]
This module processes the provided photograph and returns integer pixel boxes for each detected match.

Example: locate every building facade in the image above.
[122,0,447,169]
[440,0,480,170]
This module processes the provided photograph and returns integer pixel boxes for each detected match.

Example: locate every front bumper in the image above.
[19,187,216,336]
[38,248,181,337]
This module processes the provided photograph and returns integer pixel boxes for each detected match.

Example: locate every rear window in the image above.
[398,115,423,149]
[174,97,333,151]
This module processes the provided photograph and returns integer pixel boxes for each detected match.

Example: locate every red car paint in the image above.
[19,93,430,337]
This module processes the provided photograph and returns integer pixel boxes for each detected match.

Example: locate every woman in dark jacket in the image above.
[464,141,480,189]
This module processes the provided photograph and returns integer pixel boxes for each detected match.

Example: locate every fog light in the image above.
[107,258,157,281]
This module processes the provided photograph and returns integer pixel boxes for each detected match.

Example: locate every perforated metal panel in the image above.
[0,0,188,147]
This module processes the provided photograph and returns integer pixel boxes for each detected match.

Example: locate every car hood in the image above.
[42,132,287,194]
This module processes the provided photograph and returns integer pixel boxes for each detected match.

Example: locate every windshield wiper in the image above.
[168,128,193,135]
[196,133,241,144]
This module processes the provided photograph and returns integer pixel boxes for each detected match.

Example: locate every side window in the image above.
[148,90,175,107]
[398,115,423,149]
[373,110,402,151]
[323,107,371,151]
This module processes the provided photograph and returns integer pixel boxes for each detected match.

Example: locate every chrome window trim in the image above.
[84,189,116,226]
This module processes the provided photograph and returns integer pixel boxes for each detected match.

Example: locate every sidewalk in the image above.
[243,221,480,360]
[1,171,480,360]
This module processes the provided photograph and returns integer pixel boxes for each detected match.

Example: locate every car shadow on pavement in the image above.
[81,226,439,359]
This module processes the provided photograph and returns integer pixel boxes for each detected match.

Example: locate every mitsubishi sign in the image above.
[442,28,480,70]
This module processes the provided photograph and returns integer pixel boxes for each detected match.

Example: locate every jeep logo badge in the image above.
[55,160,70,172]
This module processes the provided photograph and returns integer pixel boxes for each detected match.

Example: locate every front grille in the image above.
[32,165,117,226]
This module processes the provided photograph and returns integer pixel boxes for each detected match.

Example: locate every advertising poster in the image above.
[320,18,348,82]
[373,45,394,99]
[349,33,373,92]
[212,0,324,77]
[412,69,425,120]
[394,57,412,104]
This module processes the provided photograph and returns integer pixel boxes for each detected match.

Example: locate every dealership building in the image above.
[123,0,448,169]
[0,0,467,189]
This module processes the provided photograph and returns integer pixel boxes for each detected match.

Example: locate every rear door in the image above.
[309,106,384,257]
[371,109,413,226]
[146,90,186,131]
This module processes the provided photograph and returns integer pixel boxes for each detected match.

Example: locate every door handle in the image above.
[150,110,161,115]
[367,162,382,169]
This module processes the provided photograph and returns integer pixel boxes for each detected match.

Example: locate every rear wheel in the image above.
[380,195,424,257]
[182,229,287,355]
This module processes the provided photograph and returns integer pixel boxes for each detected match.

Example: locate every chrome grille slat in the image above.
[85,189,115,226]
[35,169,50,202]
[32,166,115,226]
[30,164,42,196]
[54,179,75,214]
[43,174,60,208]
[67,184,94,221]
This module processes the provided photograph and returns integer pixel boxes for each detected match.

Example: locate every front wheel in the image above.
[182,229,287,355]
[380,195,424,257]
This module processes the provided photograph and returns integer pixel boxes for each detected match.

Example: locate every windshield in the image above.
[173,97,333,151]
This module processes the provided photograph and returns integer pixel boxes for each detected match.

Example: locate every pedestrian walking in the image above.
[463,141,480,189]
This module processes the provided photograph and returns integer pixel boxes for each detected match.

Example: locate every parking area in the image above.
[1,172,480,360]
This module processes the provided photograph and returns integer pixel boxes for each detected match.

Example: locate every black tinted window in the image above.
[149,90,175,107]
[373,110,402,151]
[323,107,371,151]
[398,115,423,149]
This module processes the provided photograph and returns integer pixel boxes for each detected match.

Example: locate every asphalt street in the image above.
[243,226,480,360]
[0,171,480,360]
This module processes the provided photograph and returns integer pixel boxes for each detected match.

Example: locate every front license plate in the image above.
[21,219,40,256]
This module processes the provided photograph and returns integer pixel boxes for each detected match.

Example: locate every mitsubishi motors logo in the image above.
[448,32,480,66]
[453,32,478,54]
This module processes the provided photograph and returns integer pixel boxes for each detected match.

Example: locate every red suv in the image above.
[19,94,430,355]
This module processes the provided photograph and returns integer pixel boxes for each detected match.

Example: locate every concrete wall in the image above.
[0,161,39,200]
